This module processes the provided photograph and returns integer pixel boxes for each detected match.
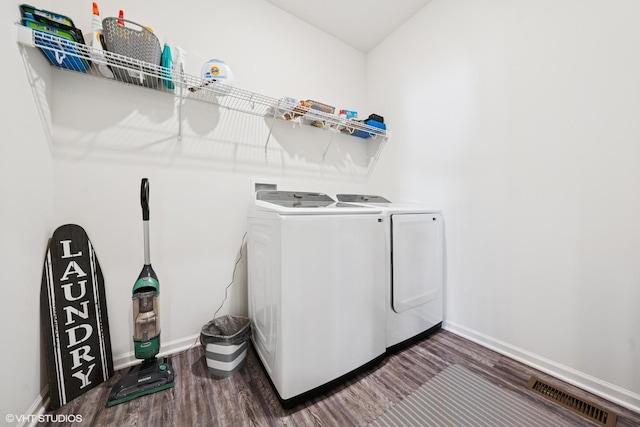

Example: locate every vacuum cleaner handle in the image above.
[140,178,151,265]
[141,178,149,221]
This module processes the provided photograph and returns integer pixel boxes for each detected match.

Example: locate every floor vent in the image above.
[527,377,617,427]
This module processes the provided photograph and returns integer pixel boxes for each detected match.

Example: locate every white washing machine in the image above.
[336,194,444,352]
[247,191,386,408]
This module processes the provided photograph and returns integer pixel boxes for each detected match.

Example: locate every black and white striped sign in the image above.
[41,224,114,409]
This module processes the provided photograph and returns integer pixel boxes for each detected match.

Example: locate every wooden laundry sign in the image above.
[41,224,114,409]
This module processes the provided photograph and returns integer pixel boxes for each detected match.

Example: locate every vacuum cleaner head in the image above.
[107,357,174,407]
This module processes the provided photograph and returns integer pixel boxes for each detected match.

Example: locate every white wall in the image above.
[5,0,386,417]
[368,0,640,412]
[19,0,379,399]
[11,0,640,417]
[1,0,55,420]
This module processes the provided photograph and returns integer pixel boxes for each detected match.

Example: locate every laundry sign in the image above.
[41,224,114,409]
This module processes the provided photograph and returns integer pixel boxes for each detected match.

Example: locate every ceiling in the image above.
[262,0,433,53]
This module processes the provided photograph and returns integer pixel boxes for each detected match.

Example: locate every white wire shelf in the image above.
[16,23,388,156]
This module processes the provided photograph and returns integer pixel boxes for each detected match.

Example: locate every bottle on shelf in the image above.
[90,2,113,78]
[161,42,174,90]
[173,46,186,85]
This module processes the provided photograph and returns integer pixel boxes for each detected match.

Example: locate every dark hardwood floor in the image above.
[37,329,640,426]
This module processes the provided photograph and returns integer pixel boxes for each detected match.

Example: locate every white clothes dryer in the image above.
[247,191,386,408]
[336,194,444,352]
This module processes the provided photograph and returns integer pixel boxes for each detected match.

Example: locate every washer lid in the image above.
[336,194,391,203]
[254,190,382,214]
[257,191,335,208]
[335,194,441,214]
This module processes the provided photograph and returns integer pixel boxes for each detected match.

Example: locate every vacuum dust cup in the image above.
[132,285,160,359]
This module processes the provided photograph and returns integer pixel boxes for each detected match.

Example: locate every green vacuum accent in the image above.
[134,335,160,360]
[107,382,174,407]
[106,178,175,407]
[133,273,159,294]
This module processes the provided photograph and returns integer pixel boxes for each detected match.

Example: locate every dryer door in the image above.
[391,213,443,313]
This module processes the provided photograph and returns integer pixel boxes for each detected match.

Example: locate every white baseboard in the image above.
[19,387,48,427]
[111,333,201,371]
[24,333,201,424]
[443,321,640,414]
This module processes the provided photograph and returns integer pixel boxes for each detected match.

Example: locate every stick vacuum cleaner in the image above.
[107,178,175,407]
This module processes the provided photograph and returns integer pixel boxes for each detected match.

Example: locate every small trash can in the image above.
[200,315,251,378]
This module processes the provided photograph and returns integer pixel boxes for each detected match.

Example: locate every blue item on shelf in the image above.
[21,17,89,72]
[352,119,386,138]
